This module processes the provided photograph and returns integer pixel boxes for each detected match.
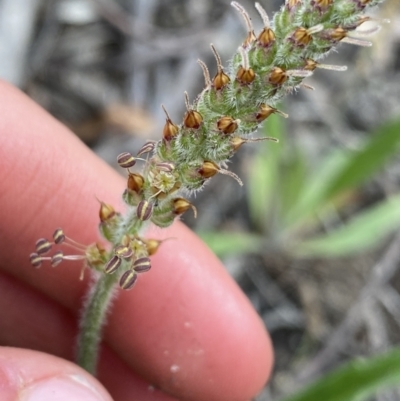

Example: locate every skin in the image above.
[0,80,273,401]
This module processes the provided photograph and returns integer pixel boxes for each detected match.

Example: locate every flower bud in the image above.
[292,27,312,47]
[119,269,137,290]
[268,67,287,85]
[257,27,276,48]
[328,27,347,42]
[136,200,153,221]
[304,59,318,71]
[145,239,162,256]
[30,253,42,268]
[173,198,197,218]
[213,70,230,90]
[183,110,203,130]
[198,161,219,179]
[217,116,238,135]
[230,136,246,152]
[99,202,116,222]
[313,0,332,9]
[127,173,144,193]
[286,0,301,11]
[117,152,136,169]
[133,257,151,273]
[104,255,121,274]
[36,238,52,254]
[163,118,179,141]
[256,104,275,122]
[236,66,255,85]
[53,228,65,244]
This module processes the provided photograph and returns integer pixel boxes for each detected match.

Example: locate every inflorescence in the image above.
[30,0,387,291]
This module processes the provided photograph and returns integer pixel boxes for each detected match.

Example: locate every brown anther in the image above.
[119,269,137,290]
[117,152,136,169]
[211,44,230,90]
[127,173,144,193]
[133,257,151,273]
[156,162,175,173]
[292,27,312,46]
[161,105,179,141]
[136,200,153,221]
[53,228,65,244]
[99,202,116,222]
[137,141,155,157]
[268,67,288,85]
[51,251,64,267]
[217,116,239,135]
[183,92,203,129]
[30,253,42,268]
[257,27,276,48]
[114,245,133,260]
[105,255,121,274]
[198,161,219,179]
[236,66,255,84]
[36,238,52,255]
[173,198,197,219]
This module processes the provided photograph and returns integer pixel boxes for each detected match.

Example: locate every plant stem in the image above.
[77,272,118,374]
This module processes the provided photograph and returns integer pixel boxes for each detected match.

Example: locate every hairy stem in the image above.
[77,272,119,374]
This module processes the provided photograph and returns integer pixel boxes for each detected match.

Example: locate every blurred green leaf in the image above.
[286,119,400,228]
[280,348,400,401]
[326,119,400,198]
[279,145,307,219]
[285,149,350,227]
[295,194,400,257]
[198,231,264,257]
[247,114,285,231]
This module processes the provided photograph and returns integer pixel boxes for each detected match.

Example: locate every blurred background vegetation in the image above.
[2,0,400,400]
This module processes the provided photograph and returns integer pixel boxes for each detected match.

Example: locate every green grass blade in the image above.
[247,114,284,232]
[295,194,400,257]
[281,348,400,401]
[198,231,264,257]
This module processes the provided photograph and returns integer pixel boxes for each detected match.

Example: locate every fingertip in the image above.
[0,347,113,401]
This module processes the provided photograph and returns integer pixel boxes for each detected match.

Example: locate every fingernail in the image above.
[21,374,111,401]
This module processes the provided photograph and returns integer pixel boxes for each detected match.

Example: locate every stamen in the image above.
[36,238,52,255]
[137,141,156,157]
[307,24,324,35]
